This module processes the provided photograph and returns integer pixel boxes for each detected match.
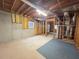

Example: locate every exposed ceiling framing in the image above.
[0,0,79,17]
[17,4,27,14]
[22,7,31,15]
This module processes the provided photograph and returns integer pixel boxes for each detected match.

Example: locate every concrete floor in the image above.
[0,35,53,59]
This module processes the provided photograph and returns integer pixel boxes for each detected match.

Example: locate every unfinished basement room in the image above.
[0,0,79,59]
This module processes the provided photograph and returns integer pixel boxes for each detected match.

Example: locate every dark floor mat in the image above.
[37,39,79,59]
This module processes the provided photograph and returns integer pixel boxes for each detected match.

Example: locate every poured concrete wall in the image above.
[0,11,12,42]
[0,10,34,43]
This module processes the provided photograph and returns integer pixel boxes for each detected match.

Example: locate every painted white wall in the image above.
[0,10,34,43]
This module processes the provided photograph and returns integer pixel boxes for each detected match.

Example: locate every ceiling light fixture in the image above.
[36,9,47,16]
[21,0,48,16]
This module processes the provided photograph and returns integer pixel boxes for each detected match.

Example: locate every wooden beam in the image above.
[49,0,79,11]
[2,0,4,8]
[57,0,62,9]
[61,0,79,8]
[0,0,3,8]
[22,7,31,15]
[11,0,17,11]
[27,11,35,17]
[17,3,26,14]
[23,8,32,16]
[26,9,34,16]
[2,7,11,12]
[74,12,79,49]
[4,3,12,7]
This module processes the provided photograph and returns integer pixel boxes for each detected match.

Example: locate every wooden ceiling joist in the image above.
[2,7,11,12]
[22,7,31,15]
[11,0,17,11]
[17,3,26,14]
[4,3,12,7]
[23,7,32,15]
[4,0,13,3]
[3,0,4,8]
[11,0,23,12]
[28,12,36,17]
[0,0,3,8]
[60,0,79,8]
[27,10,35,16]
[49,0,79,11]
[0,0,79,17]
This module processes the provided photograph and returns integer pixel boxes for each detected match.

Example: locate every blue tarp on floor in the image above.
[37,39,79,59]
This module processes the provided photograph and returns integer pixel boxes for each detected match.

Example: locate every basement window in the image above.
[28,21,34,29]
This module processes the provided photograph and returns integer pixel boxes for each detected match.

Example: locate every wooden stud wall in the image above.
[74,12,79,48]
[45,17,56,35]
